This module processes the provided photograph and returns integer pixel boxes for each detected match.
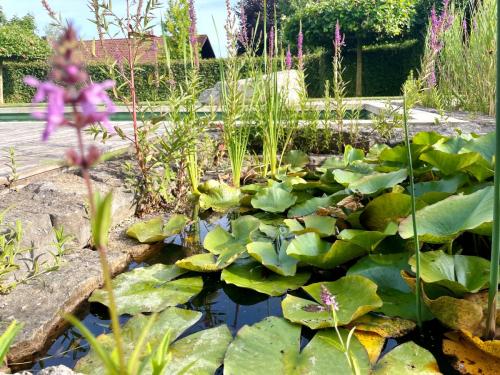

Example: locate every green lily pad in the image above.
[223,316,370,375]
[287,192,348,217]
[348,169,408,195]
[413,174,468,197]
[203,215,261,267]
[251,182,297,213]
[461,132,495,162]
[89,264,203,315]
[372,342,440,374]
[287,232,367,269]
[282,275,383,329]
[333,169,370,185]
[348,253,433,321]
[284,215,336,237]
[76,307,232,375]
[247,241,298,276]
[198,180,242,212]
[221,259,310,296]
[399,186,494,243]
[175,253,224,272]
[412,131,446,146]
[409,250,492,296]
[419,150,482,175]
[283,150,309,170]
[126,214,189,243]
[337,227,395,251]
[360,193,426,232]
[344,145,365,165]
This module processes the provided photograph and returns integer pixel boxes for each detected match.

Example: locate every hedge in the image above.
[3,41,421,103]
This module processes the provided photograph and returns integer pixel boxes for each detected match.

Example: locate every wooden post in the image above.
[355,38,363,97]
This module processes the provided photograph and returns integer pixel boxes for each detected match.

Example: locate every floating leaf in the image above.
[283,150,309,170]
[76,307,202,373]
[399,186,494,243]
[348,169,408,195]
[251,182,297,213]
[413,174,468,197]
[284,215,336,237]
[443,331,500,375]
[425,294,484,332]
[354,331,385,365]
[223,316,370,375]
[461,132,496,163]
[338,227,395,251]
[420,150,482,175]
[349,314,416,338]
[89,264,203,315]
[126,214,189,243]
[409,250,492,296]
[371,342,440,374]
[247,240,298,276]
[198,180,242,212]
[281,275,382,329]
[287,192,348,217]
[221,259,310,296]
[175,253,224,272]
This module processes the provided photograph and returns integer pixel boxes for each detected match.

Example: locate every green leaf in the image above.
[175,253,224,272]
[372,342,440,374]
[89,264,203,315]
[75,307,202,374]
[287,233,367,269]
[91,191,113,248]
[409,250,492,296]
[247,241,298,276]
[344,145,365,165]
[251,182,297,213]
[283,150,309,170]
[337,227,395,251]
[126,214,189,243]
[198,180,242,212]
[399,186,494,243]
[413,174,468,197]
[287,192,348,217]
[284,215,336,237]
[460,132,496,163]
[419,150,482,175]
[282,275,383,329]
[348,169,408,195]
[0,321,22,366]
[221,259,310,296]
[223,316,370,375]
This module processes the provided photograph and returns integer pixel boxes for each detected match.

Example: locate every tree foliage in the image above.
[0,8,49,60]
[163,0,191,60]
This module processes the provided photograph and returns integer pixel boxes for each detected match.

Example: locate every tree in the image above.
[0,9,49,103]
[283,0,416,96]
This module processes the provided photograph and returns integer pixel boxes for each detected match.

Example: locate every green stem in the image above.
[485,0,500,339]
[403,94,423,328]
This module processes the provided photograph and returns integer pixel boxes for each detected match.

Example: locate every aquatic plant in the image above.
[0,321,22,367]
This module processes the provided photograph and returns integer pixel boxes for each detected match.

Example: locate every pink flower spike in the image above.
[78,80,116,132]
[285,46,292,70]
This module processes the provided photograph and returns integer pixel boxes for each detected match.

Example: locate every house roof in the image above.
[78,34,215,64]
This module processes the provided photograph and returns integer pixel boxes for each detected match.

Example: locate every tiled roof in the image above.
[78,35,211,64]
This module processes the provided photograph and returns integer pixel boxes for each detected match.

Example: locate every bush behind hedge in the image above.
[3,41,421,103]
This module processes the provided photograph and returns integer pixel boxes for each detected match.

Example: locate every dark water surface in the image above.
[26,214,459,374]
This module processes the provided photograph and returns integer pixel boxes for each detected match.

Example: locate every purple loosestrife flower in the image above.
[320,285,340,312]
[24,25,116,142]
[238,3,248,47]
[427,0,453,88]
[334,20,345,49]
[188,0,199,68]
[297,26,304,71]
[285,46,292,70]
[268,26,275,57]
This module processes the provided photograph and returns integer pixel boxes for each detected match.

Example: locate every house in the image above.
[78,34,216,64]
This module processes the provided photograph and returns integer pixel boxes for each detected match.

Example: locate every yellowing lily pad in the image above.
[175,253,224,272]
[198,179,242,212]
[349,314,416,338]
[354,331,386,365]
[126,214,189,243]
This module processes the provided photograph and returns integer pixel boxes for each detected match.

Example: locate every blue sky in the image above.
[1,0,234,57]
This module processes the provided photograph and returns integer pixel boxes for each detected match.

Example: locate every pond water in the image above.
[0,110,371,123]
[25,214,459,374]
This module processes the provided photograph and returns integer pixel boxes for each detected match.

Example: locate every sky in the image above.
[1,0,234,57]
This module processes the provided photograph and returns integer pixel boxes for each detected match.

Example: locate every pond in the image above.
[25,213,458,374]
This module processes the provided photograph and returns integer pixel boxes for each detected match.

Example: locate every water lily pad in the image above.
[443,330,500,374]
[409,250,492,295]
[283,150,309,170]
[360,193,426,232]
[89,264,203,315]
[284,215,336,237]
[126,214,189,243]
[348,169,408,195]
[175,253,224,272]
[282,275,383,329]
[287,232,367,269]
[399,186,494,243]
[372,342,440,374]
[221,259,310,296]
[413,174,468,197]
[75,307,232,375]
[461,132,496,163]
[425,294,484,332]
[287,192,348,217]
[247,240,298,276]
[203,215,260,267]
[420,150,482,175]
[354,331,386,365]
[198,180,242,212]
[251,182,297,213]
[338,228,394,251]
[223,316,370,375]
[349,314,416,338]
